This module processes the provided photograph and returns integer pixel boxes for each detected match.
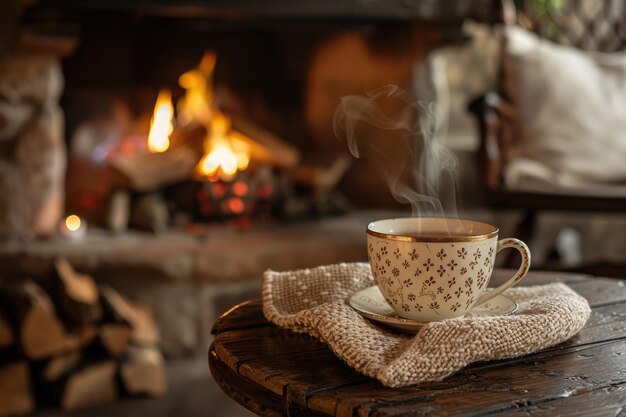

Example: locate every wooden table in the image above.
[209,270,626,416]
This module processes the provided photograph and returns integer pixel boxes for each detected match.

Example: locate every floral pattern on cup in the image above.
[366,218,531,322]
[368,240,496,321]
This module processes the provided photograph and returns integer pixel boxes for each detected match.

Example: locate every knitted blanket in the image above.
[262,263,590,387]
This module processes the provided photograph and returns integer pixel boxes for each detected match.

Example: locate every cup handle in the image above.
[475,238,531,306]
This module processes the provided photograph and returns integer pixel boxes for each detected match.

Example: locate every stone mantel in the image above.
[1,211,398,356]
[0,212,400,283]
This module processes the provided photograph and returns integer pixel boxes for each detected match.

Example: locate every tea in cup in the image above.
[366,217,530,321]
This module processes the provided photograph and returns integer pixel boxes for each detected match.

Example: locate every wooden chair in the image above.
[468,0,626,276]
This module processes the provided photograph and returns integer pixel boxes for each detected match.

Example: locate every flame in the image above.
[211,111,230,137]
[177,52,251,182]
[197,112,250,181]
[230,136,251,171]
[65,215,82,232]
[178,52,216,126]
[147,89,174,153]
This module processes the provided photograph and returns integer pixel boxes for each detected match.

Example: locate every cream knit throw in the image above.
[262,263,590,387]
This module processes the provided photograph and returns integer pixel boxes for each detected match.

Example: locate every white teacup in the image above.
[367,217,530,321]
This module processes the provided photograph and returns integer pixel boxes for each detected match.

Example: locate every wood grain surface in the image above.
[209,270,626,416]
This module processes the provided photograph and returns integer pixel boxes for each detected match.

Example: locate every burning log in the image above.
[168,118,206,151]
[108,110,206,193]
[52,259,102,325]
[119,346,167,397]
[109,143,201,192]
[0,361,34,417]
[231,116,300,170]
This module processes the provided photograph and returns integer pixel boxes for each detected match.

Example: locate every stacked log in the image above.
[0,259,166,416]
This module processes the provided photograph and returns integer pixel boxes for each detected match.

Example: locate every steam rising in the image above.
[333,85,458,217]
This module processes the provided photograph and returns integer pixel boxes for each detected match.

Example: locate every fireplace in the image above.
[2,0,501,357]
[0,1,500,414]
[8,0,498,236]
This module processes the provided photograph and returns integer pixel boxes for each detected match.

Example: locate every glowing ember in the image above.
[147,89,174,153]
[227,197,245,214]
[232,181,248,196]
[65,215,82,232]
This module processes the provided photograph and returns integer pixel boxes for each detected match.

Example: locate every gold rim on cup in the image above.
[366,217,500,243]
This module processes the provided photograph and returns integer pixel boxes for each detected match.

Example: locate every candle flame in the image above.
[65,215,82,232]
[147,89,174,153]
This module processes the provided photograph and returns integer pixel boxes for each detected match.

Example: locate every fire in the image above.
[199,143,238,178]
[197,112,250,181]
[176,52,251,181]
[178,52,216,126]
[147,89,173,153]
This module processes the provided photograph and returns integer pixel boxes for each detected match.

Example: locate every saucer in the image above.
[348,286,518,333]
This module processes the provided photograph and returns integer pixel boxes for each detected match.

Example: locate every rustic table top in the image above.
[209,270,626,417]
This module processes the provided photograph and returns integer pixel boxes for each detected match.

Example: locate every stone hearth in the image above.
[0,211,390,356]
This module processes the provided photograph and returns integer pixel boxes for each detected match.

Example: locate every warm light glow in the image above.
[227,198,245,214]
[232,181,248,197]
[211,112,230,136]
[147,89,174,153]
[65,215,82,232]
[199,143,238,177]
[178,52,216,126]
[196,111,250,181]
[237,153,250,170]
[230,136,251,171]
[178,52,252,182]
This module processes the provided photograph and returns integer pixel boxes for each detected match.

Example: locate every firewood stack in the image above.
[0,259,166,416]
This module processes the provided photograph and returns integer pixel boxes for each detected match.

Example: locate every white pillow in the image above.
[503,26,626,188]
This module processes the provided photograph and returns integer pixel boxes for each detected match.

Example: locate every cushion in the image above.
[503,26,626,188]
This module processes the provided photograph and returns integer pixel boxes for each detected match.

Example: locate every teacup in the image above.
[366,217,530,321]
